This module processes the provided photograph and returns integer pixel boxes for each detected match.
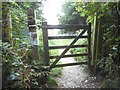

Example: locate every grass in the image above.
[47,60,63,87]
[47,67,62,87]
[47,39,63,88]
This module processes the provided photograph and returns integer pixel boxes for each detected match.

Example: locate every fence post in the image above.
[91,12,103,74]
[42,22,49,66]
[91,13,98,73]
[87,23,91,70]
[28,8,39,60]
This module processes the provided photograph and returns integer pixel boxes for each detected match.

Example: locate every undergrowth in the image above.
[96,45,120,88]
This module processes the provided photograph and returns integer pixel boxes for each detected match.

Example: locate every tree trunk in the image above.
[2,3,12,43]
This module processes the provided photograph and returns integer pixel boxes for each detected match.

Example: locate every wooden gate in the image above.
[42,22,91,70]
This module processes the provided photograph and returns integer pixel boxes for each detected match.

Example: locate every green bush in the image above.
[2,42,50,88]
[97,45,120,88]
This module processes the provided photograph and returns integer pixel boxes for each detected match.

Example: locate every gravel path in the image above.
[56,50,101,88]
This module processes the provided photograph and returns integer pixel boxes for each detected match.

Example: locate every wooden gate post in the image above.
[42,22,49,66]
[28,8,39,60]
[91,13,98,73]
[91,12,103,74]
[87,23,91,69]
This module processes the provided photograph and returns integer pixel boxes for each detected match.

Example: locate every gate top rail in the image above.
[41,24,89,29]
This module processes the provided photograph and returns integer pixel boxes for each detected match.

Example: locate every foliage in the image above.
[59,1,120,88]
[2,2,30,39]
[2,42,51,88]
[49,39,60,62]
[2,1,120,88]
[74,2,116,23]
[46,68,62,88]
[2,2,50,89]
[38,29,62,87]
[38,30,44,62]
[73,2,120,88]
[97,45,120,88]
[2,30,60,88]
[58,2,88,61]
[47,76,58,87]
[74,2,119,52]
[58,2,86,34]
[2,1,63,89]
[47,38,63,87]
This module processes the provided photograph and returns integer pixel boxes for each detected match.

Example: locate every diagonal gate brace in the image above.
[49,29,87,69]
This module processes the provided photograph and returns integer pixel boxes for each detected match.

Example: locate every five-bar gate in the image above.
[42,22,91,70]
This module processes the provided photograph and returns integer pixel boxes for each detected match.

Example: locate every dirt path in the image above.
[56,50,101,88]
